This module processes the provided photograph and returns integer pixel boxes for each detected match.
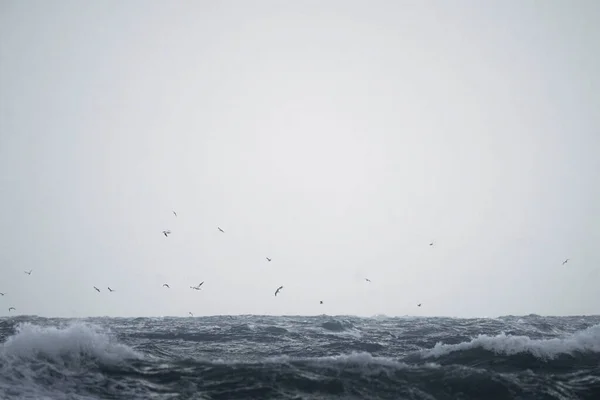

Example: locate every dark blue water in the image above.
[1,314,599,399]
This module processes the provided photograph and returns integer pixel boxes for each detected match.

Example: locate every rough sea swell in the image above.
[0,315,599,399]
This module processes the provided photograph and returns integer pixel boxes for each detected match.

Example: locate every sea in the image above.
[0,314,599,400]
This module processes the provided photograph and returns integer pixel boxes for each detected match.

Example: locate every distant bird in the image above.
[93,286,100,293]
[275,286,283,296]
[163,284,170,288]
[218,227,225,233]
[562,258,570,265]
[0,293,4,296]
[173,211,177,217]
[266,257,272,262]
[190,282,204,290]
[24,270,32,275]
[320,300,323,304]
[429,242,434,246]
[162,230,171,237]
[8,307,15,312]
[108,287,114,292]
[417,303,422,307]
[365,278,371,283]
[188,312,193,317]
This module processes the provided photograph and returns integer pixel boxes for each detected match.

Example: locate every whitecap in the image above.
[422,323,600,360]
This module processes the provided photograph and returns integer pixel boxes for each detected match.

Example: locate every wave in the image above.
[128,351,596,400]
[1,322,141,364]
[321,319,354,332]
[422,323,600,360]
[0,322,142,399]
[1,317,599,399]
[208,351,422,370]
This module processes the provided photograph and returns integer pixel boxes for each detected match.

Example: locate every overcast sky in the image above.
[0,1,599,318]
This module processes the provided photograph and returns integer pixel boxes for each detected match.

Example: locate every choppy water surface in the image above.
[1,314,599,399]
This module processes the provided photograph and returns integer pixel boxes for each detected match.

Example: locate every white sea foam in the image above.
[214,351,440,372]
[423,323,600,360]
[0,322,142,399]
[1,322,141,364]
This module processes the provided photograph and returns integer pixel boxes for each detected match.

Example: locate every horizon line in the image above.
[1,313,598,319]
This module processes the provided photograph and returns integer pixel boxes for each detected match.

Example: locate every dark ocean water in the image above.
[0,315,599,399]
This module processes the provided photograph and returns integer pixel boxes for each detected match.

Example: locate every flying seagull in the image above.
[365,278,371,283]
[188,312,193,317]
[162,230,171,237]
[8,307,15,312]
[108,287,114,292]
[429,242,434,246]
[0,293,4,296]
[190,282,204,290]
[266,257,272,262]
[163,283,170,288]
[93,286,100,293]
[275,286,283,296]
[562,258,570,265]
[24,270,32,275]
[218,227,225,233]
[320,300,323,304]
[173,211,177,217]
[417,303,422,307]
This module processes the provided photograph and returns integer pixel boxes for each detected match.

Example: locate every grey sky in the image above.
[1,1,599,318]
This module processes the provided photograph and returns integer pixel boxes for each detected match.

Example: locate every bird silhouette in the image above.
[8,307,15,312]
[266,257,272,262]
[218,227,225,233]
[275,286,283,296]
[24,270,32,275]
[108,287,114,292]
[162,230,171,237]
[93,286,100,293]
[562,258,570,265]
[163,283,170,288]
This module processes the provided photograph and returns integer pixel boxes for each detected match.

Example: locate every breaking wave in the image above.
[423,323,600,360]
[0,322,141,399]
[0,315,599,399]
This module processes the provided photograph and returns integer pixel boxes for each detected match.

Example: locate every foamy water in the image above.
[0,315,598,399]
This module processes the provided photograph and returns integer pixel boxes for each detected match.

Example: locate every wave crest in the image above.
[1,322,141,365]
[423,323,600,360]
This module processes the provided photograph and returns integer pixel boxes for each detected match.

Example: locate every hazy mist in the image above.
[1,1,599,318]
